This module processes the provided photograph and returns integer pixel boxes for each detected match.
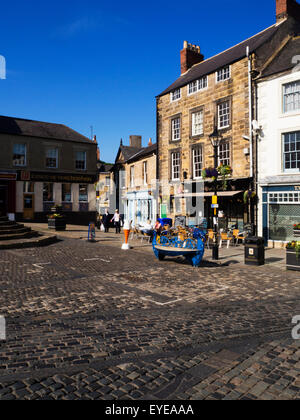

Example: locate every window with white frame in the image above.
[45,148,58,168]
[269,192,300,204]
[218,101,230,129]
[188,76,208,95]
[171,117,181,141]
[192,146,203,179]
[192,110,204,136]
[130,166,135,187]
[171,152,180,181]
[218,141,230,166]
[216,66,230,82]
[283,131,300,171]
[283,81,300,113]
[75,151,86,170]
[171,88,181,102]
[13,144,26,166]
[143,161,148,185]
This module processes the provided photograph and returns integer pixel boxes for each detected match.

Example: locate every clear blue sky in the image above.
[0,0,276,163]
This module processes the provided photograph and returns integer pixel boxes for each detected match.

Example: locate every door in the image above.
[23,194,34,220]
[0,186,7,217]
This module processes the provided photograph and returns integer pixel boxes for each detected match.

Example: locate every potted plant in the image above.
[218,164,233,190]
[293,223,300,237]
[286,241,300,271]
[243,190,257,204]
[48,213,66,231]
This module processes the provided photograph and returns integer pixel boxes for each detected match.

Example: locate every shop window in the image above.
[79,184,88,202]
[62,184,72,202]
[43,183,53,202]
[269,203,300,242]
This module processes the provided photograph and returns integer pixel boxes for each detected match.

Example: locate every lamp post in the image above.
[209,126,223,260]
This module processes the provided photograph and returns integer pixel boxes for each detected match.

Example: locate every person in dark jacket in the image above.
[102,209,111,233]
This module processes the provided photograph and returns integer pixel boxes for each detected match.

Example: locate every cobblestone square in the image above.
[0,232,299,400]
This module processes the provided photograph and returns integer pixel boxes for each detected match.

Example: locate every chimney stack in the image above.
[129,135,142,149]
[180,41,204,75]
[276,0,300,21]
[148,138,153,147]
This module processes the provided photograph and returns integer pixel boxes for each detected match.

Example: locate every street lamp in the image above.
[209,126,223,260]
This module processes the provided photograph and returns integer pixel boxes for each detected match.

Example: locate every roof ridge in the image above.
[0,114,65,126]
[185,22,281,75]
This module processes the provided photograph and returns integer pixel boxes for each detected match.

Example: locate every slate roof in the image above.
[98,162,114,173]
[157,23,283,97]
[126,143,157,163]
[117,146,143,163]
[0,115,93,144]
[260,36,300,77]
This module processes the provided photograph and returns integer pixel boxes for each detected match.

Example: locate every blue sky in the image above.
[0,0,276,163]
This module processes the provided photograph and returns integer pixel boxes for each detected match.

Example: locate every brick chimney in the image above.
[129,135,142,148]
[276,0,300,21]
[93,135,100,160]
[181,41,204,75]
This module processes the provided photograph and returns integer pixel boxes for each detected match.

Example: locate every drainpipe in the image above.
[247,46,256,235]
[246,46,253,179]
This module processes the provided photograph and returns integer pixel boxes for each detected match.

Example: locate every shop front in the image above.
[15,171,97,225]
[261,181,300,245]
[125,190,156,227]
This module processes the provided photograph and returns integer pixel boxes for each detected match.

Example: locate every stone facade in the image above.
[157,57,252,225]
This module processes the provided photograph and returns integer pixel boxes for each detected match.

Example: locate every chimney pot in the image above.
[129,135,142,149]
[180,40,204,75]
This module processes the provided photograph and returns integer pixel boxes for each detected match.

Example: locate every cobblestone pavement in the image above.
[0,236,300,400]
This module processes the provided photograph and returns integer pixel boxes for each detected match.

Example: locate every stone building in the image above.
[0,115,98,224]
[123,140,157,226]
[96,162,113,215]
[156,0,300,231]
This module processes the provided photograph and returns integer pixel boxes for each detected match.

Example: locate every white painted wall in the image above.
[257,70,300,237]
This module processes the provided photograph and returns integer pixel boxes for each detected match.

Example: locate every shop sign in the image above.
[0,172,17,181]
[19,172,96,184]
[20,171,30,181]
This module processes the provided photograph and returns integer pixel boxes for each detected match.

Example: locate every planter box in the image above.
[293,230,300,238]
[48,218,66,231]
[286,248,300,271]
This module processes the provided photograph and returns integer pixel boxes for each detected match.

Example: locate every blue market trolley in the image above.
[152,228,206,267]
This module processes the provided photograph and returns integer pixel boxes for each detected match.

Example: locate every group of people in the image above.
[98,209,163,239]
[98,209,122,234]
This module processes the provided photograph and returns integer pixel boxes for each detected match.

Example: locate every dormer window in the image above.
[171,88,181,102]
[216,66,230,82]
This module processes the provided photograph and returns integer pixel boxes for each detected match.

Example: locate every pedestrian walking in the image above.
[102,208,110,233]
[111,209,121,234]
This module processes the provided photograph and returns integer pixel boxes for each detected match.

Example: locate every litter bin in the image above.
[245,237,265,266]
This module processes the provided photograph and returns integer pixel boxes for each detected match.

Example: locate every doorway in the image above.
[0,186,7,217]
[23,194,34,220]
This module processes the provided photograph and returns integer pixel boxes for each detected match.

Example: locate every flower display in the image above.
[201,168,219,181]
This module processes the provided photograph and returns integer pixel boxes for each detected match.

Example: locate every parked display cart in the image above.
[152,227,206,267]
